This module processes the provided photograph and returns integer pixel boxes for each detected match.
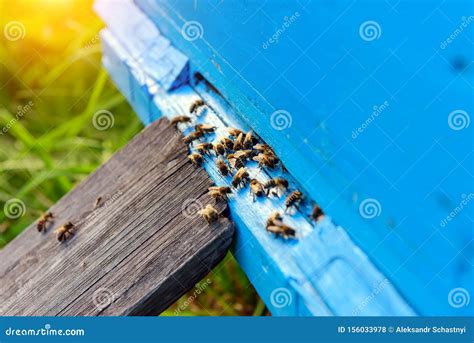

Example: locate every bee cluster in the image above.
[174,99,325,240]
[35,211,76,243]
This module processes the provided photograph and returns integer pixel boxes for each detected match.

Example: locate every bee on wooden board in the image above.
[285,190,303,213]
[228,127,243,137]
[195,142,214,155]
[37,212,54,233]
[216,158,230,176]
[56,222,75,242]
[189,99,205,115]
[208,186,232,201]
[195,123,216,134]
[182,130,204,144]
[264,177,289,197]
[253,153,279,169]
[231,167,250,189]
[198,204,220,223]
[188,153,203,166]
[93,197,102,209]
[233,133,245,151]
[310,205,325,222]
[249,179,265,201]
[170,115,192,127]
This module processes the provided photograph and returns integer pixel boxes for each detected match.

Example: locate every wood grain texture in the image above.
[0,118,234,316]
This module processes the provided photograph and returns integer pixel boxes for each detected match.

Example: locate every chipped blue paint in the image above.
[95,0,471,315]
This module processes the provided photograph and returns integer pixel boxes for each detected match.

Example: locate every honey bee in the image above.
[195,142,214,155]
[208,186,232,200]
[253,143,271,153]
[195,123,216,134]
[218,137,234,150]
[233,133,245,151]
[213,142,226,156]
[264,177,289,197]
[198,204,220,223]
[188,153,203,166]
[37,212,54,232]
[232,149,255,160]
[93,197,102,209]
[182,130,204,144]
[190,99,205,114]
[228,156,246,170]
[231,167,250,188]
[228,127,243,137]
[170,115,192,126]
[310,205,325,222]
[266,224,296,239]
[243,131,256,148]
[266,212,283,228]
[216,158,230,176]
[56,222,75,242]
[249,179,265,201]
[253,153,278,169]
[285,190,303,213]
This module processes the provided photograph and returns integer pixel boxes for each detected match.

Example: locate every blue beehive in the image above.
[95,0,473,316]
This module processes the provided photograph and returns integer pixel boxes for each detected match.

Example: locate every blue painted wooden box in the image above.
[95,0,473,316]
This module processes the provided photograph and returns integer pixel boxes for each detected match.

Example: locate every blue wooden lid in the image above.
[94,0,473,315]
[133,0,473,315]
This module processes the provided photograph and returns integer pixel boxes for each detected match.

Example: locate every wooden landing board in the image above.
[0,118,234,316]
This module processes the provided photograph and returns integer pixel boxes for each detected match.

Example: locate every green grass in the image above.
[0,0,263,316]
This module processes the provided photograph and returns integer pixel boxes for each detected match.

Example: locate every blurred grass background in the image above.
[0,0,263,316]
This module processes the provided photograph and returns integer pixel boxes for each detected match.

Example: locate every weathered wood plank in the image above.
[0,118,234,316]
